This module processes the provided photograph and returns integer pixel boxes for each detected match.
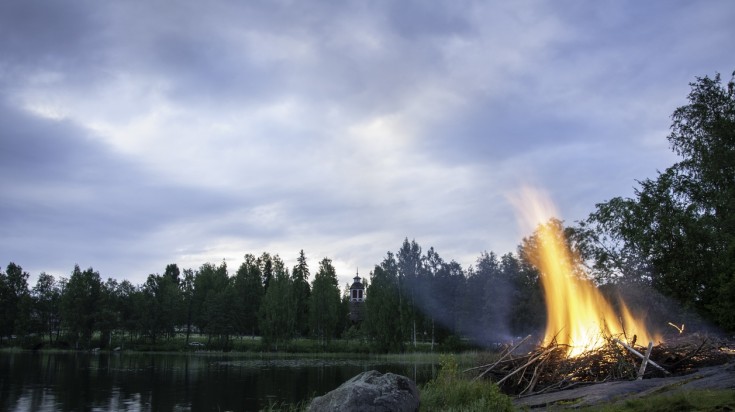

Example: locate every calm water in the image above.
[0,351,437,411]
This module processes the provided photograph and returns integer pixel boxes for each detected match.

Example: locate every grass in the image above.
[573,389,735,412]
[3,329,484,355]
[259,400,308,412]
[420,355,514,412]
[4,331,482,357]
[377,350,488,362]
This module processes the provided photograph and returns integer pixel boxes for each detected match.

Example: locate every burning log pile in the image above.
[491,189,735,399]
[467,333,735,397]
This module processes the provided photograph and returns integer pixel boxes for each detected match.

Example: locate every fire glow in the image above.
[512,187,660,357]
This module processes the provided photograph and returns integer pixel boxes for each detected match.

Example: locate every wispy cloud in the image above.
[1,0,733,285]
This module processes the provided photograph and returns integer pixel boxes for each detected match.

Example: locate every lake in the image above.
[0,350,438,411]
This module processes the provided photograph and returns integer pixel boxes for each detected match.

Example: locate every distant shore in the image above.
[0,334,481,355]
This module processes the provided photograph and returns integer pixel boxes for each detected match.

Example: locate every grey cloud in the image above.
[418,0,735,170]
[0,2,97,61]
[0,1,462,119]
[0,1,110,93]
[2,0,734,285]
[0,102,253,277]
[384,0,473,39]
[423,96,593,165]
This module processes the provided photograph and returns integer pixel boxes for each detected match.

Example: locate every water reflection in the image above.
[0,351,437,411]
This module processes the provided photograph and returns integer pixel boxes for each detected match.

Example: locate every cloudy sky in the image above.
[1,1,733,287]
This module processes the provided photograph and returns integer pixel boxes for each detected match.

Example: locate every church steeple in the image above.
[350,270,364,302]
[349,269,365,323]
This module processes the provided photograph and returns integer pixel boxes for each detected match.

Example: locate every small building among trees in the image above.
[348,273,365,323]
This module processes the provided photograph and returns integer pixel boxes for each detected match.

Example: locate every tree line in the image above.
[1,70,733,351]
[0,251,347,350]
[0,242,548,352]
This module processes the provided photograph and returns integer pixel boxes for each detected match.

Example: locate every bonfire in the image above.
[473,188,735,397]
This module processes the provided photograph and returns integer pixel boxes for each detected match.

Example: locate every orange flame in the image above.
[511,187,659,357]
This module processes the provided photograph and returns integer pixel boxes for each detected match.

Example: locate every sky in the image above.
[1,1,733,288]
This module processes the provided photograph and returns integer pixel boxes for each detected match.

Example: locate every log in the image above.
[637,341,654,380]
[613,339,670,375]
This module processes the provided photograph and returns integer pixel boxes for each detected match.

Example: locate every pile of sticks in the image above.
[465,333,734,396]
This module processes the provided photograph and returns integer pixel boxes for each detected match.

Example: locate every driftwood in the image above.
[469,332,734,397]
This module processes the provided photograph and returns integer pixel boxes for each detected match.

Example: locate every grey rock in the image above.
[307,370,420,412]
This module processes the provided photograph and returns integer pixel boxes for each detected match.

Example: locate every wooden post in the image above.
[637,341,654,380]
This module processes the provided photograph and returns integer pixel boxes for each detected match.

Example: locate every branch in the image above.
[613,339,669,375]
[637,341,654,380]
[467,335,532,381]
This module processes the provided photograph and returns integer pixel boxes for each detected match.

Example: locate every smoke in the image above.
[607,282,720,340]
[404,266,723,351]
[404,269,544,350]
[476,275,515,344]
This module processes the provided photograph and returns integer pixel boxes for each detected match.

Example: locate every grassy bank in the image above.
[420,355,515,412]
[212,384,735,411]
[1,332,480,354]
[259,384,735,412]
[418,355,735,412]
[573,389,735,412]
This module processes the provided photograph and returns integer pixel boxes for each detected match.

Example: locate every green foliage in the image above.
[420,355,514,412]
[291,250,311,337]
[0,270,12,340]
[205,285,237,347]
[234,254,264,337]
[117,279,139,341]
[13,293,35,346]
[61,265,102,348]
[397,239,422,344]
[421,251,466,344]
[191,261,229,337]
[259,252,274,291]
[163,263,180,285]
[2,241,545,354]
[365,264,404,352]
[309,258,341,344]
[578,70,735,329]
[31,272,61,342]
[0,263,30,341]
[139,273,181,343]
[180,269,196,342]
[97,278,121,348]
[259,260,296,350]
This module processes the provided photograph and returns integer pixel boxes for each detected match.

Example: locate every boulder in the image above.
[307,370,420,412]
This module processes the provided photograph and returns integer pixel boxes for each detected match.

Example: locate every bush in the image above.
[420,355,513,412]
